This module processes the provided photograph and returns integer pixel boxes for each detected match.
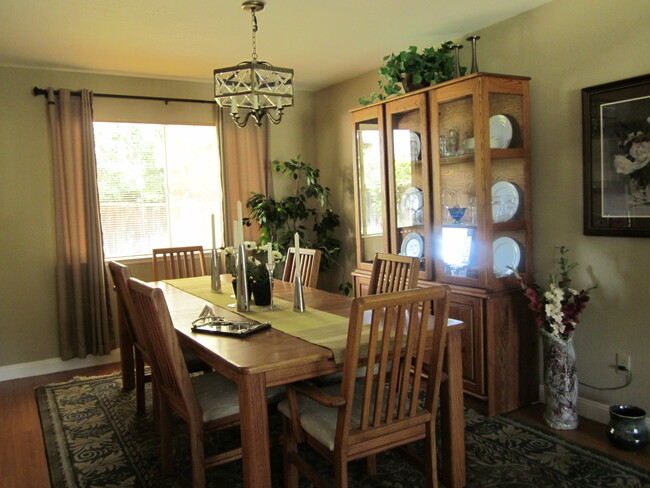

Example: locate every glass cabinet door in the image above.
[436,92,480,282]
[487,87,530,282]
[353,107,388,268]
[386,94,431,278]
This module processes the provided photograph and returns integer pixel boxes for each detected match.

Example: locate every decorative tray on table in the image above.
[191,305,271,337]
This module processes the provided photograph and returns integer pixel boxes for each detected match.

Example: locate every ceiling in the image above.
[1,0,551,92]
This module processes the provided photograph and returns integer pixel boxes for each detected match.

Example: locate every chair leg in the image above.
[282,416,299,488]
[424,423,439,488]
[189,424,206,488]
[366,454,377,475]
[134,350,146,416]
[334,452,348,488]
[159,398,173,476]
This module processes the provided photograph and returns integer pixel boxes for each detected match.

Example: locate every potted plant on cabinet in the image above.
[360,41,461,105]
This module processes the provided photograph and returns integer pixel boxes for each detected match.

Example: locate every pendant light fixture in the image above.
[213,0,294,128]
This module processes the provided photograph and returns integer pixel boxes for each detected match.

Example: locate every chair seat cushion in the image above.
[277,381,421,451]
[193,372,285,423]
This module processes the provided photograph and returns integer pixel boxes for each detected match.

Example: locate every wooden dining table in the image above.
[118,275,466,488]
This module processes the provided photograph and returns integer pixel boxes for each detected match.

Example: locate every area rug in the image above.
[36,373,650,488]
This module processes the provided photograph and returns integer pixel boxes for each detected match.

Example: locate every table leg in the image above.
[118,306,135,391]
[238,372,272,488]
[440,330,466,488]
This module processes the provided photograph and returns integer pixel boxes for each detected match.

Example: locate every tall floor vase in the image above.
[541,330,579,430]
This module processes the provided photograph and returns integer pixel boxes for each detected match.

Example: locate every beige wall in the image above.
[314,0,650,410]
[0,66,314,367]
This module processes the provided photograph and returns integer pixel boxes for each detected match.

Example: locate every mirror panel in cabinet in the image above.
[391,109,426,269]
[438,95,478,280]
[356,118,386,265]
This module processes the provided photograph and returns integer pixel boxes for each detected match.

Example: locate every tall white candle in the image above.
[267,242,273,265]
[233,220,239,246]
[294,232,301,279]
[211,214,216,250]
[236,201,244,245]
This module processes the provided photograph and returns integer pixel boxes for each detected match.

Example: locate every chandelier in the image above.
[214,0,294,128]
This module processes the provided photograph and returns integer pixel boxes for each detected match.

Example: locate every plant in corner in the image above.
[359,41,461,105]
[246,156,343,276]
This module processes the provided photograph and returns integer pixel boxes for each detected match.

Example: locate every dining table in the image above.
[118,274,466,488]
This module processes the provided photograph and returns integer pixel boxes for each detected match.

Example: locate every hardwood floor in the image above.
[0,363,648,487]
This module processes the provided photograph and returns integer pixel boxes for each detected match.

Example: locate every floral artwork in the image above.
[583,74,650,236]
[508,246,595,341]
[612,116,650,206]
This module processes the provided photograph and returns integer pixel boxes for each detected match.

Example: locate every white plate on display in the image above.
[493,237,521,278]
[491,181,520,222]
[489,115,513,148]
[410,132,421,160]
[401,232,424,258]
[398,187,423,226]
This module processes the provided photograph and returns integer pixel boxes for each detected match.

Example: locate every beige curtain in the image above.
[47,88,114,360]
[217,108,270,245]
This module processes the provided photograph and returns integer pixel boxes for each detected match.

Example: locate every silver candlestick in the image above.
[236,243,250,312]
[264,262,276,310]
[211,249,222,293]
[293,275,305,312]
[466,35,480,74]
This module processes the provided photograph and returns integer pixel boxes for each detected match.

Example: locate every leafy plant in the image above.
[247,156,342,273]
[359,42,461,105]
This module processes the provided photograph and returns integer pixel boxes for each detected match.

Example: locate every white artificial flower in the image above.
[243,241,257,251]
[271,250,283,262]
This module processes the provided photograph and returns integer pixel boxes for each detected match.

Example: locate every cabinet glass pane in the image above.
[391,110,425,269]
[356,119,385,264]
[438,95,478,279]
[489,92,527,277]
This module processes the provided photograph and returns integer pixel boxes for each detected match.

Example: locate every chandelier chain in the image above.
[250,9,258,60]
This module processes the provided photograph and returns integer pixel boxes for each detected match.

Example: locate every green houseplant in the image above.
[359,42,460,105]
[246,156,342,274]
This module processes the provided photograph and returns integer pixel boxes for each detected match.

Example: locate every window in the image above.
[93,122,223,259]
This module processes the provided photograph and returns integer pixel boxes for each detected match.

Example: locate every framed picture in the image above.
[582,74,650,236]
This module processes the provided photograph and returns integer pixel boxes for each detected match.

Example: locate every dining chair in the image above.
[126,277,285,488]
[278,285,450,488]
[282,247,322,288]
[108,261,210,416]
[367,252,420,295]
[152,245,207,281]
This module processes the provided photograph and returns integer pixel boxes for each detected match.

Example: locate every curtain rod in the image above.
[33,86,216,105]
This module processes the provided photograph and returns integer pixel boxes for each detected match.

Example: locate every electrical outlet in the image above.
[616,353,632,374]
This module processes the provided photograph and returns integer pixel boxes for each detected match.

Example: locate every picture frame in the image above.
[582,74,650,236]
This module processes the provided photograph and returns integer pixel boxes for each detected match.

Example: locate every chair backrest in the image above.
[337,285,450,448]
[127,277,200,422]
[152,246,207,281]
[282,247,322,287]
[108,261,148,355]
[367,252,420,295]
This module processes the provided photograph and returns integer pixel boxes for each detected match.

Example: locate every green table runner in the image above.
[164,276,351,363]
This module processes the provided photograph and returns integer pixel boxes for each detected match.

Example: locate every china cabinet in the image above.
[351,73,537,415]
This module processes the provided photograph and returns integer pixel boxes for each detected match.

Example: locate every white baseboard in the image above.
[538,384,650,429]
[0,349,121,382]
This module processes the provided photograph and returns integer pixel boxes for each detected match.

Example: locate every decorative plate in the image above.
[493,237,521,278]
[491,181,520,222]
[401,232,424,258]
[489,115,513,148]
[398,187,423,226]
[410,132,421,161]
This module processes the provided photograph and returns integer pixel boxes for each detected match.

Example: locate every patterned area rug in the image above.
[36,373,650,488]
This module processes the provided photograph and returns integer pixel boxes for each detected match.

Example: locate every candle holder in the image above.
[452,44,463,79]
[293,275,305,312]
[211,249,222,293]
[236,244,250,312]
[466,36,480,74]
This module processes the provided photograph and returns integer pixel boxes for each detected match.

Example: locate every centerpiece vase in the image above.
[541,329,578,430]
